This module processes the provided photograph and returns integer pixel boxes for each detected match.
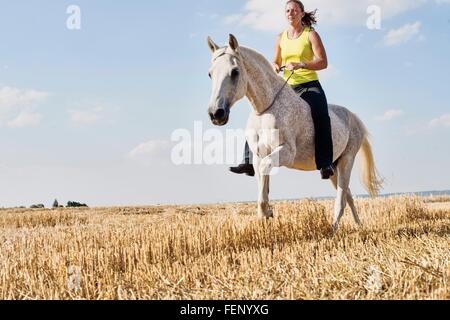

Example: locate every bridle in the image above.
[212,51,240,63]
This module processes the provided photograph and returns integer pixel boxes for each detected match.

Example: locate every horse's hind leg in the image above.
[347,190,361,226]
[332,156,355,232]
[330,172,361,226]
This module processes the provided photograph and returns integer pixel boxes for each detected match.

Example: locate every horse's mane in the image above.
[240,46,275,73]
[238,46,287,89]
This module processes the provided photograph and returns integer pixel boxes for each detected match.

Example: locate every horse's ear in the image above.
[229,34,239,52]
[207,36,219,53]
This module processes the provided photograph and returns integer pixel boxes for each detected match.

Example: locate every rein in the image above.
[255,67,294,116]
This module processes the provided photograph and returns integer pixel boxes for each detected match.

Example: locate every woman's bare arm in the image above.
[272,34,283,73]
[286,30,328,71]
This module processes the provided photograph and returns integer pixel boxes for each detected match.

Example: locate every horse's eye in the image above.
[208,72,211,79]
[231,68,240,79]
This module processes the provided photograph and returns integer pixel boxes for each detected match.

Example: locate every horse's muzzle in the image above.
[208,106,230,126]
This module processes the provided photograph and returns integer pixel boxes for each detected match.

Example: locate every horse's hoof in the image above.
[332,224,339,235]
[256,212,273,219]
[256,210,265,219]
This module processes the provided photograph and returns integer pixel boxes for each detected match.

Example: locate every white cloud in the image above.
[196,12,219,20]
[0,86,48,128]
[429,114,450,127]
[376,109,404,121]
[224,14,244,26]
[435,0,450,4]
[69,106,103,125]
[0,87,48,111]
[128,140,172,159]
[7,111,42,128]
[318,64,339,81]
[224,0,427,31]
[383,22,422,46]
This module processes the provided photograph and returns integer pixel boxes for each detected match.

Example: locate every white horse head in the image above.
[207,34,248,126]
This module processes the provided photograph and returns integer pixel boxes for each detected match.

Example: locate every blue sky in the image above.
[0,0,449,207]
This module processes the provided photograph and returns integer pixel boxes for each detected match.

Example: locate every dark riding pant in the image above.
[243,80,333,170]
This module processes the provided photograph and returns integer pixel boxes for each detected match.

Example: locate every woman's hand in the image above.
[272,62,281,73]
[286,62,300,72]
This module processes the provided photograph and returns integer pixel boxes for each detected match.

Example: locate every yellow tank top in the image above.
[280,27,319,86]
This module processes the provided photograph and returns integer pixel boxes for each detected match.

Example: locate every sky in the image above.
[0,0,449,208]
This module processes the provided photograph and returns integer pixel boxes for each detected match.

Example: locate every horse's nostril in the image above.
[213,109,226,120]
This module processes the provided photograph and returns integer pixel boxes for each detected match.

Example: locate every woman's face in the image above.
[285,2,305,25]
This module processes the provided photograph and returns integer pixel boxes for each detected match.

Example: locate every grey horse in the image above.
[207,35,383,232]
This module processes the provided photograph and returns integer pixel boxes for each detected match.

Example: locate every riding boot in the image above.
[320,165,335,180]
[229,142,255,176]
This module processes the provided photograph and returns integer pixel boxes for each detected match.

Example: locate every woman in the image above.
[230,0,334,179]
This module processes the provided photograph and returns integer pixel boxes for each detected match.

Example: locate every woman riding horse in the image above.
[230,0,335,180]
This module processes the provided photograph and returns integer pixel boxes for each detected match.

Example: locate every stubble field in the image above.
[0,196,448,300]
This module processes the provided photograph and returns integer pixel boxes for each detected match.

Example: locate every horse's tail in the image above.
[352,114,384,198]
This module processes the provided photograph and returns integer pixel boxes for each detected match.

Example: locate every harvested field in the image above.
[0,196,448,300]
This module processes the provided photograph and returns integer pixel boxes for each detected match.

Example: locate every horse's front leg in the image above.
[252,156,270,218]
[256,144,295,219]
[259,144,295,176]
